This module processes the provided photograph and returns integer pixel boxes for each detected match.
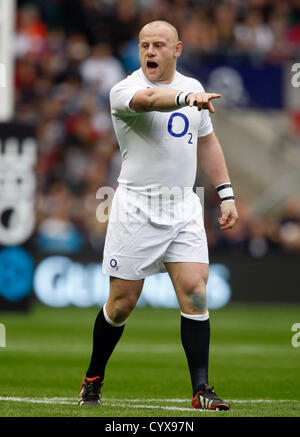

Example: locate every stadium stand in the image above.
[14,0,300,257]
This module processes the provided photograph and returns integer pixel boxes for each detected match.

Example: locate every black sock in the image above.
[86,308,125,379]
[181,315,210,397]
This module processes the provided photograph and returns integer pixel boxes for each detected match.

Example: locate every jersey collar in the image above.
[139,68,180,88]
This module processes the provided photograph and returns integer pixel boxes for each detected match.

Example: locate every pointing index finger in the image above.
[208,93,222,100]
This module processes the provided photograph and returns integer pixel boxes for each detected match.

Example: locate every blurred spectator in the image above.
[214,2,237,54]
[278,195,300,254]
[234,9,274,57]
[35,181,83,253]
[248,217,272,258]
[110,0,139,54]
[80,43,126,99]
[78,0,114,45]
[15,4,47,57]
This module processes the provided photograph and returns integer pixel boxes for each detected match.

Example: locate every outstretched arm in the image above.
[197,131,239,231]
[130,88,221,113]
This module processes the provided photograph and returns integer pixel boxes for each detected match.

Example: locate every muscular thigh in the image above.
[108,276,144,305]
[165,262,209,314]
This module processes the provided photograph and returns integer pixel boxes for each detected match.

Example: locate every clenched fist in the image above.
[218,201,239,231]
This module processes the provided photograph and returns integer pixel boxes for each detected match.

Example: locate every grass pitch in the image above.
[0,302,300,418]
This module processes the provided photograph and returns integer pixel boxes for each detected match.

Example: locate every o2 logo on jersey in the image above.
[167,113,193,144]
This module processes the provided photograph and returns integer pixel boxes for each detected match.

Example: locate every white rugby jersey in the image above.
[110,68,213,195]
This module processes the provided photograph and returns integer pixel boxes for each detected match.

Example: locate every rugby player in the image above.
[79,20,238,411]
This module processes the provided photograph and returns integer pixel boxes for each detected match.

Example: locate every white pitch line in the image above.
[0,396,74,405]
[0,396,299,411]
[0,397,192,412]
[109,398,300,404]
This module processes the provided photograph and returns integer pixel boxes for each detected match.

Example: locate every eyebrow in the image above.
[139,39,167,45]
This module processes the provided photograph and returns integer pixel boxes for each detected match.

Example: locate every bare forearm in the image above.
[198,132,239,230]
[197,132,231,187]
[130,87,180,112]
[130,89,222,113]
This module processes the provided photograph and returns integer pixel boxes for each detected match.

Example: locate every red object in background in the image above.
[25,20,47,39]
[65,113,99,145]
[290,111,300,136]
[287,23,300,45]
[15,59,37,93]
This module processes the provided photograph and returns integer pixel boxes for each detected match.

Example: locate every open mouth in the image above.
[147,61,158,71]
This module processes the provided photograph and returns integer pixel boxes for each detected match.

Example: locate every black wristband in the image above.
[184,92,193,105]
[216,183,232,192]
[176,92,184,107]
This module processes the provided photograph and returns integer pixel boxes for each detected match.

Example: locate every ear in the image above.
[174,40,183,59]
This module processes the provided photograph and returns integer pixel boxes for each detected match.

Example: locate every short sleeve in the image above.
[110,80,146,117]
[197,109,213,137]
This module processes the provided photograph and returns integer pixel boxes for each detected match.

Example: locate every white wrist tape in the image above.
[216,182,235,202]
[175,91,193,107]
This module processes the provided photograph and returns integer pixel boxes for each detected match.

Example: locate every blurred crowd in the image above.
[14,0,300,257]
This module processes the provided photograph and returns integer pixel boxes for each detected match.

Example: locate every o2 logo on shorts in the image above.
[109,258,118,270]
[167,112,193,144]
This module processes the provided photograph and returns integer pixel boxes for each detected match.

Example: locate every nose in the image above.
[146,44,156,57]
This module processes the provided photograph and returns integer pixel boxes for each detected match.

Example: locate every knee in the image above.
[186,288,207,313]
[179,269,208,294]
[183,276,207,298]
[180,280,208,314]
[107,295,137,324]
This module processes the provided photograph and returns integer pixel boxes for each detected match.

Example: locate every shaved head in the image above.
[138,20,183,84]
[139,20,179,45]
